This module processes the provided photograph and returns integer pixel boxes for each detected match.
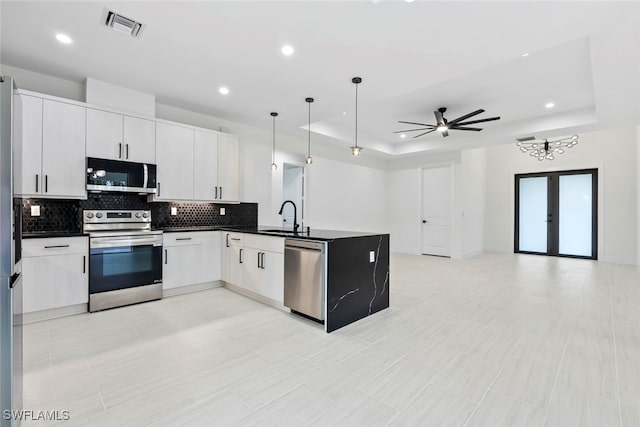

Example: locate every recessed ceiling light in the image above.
[400,133,406,139]
[342,111,347,116]
[522,53,529,57]
[281,45,295,56]
[545,102,555,109]
[405,0,416,2]
[56,33,72,44]
[219,87,229,95]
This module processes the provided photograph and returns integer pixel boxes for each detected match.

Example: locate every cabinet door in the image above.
[242,247,261,294]
[201,232,221,282]
[163,244,203,289]
[193,130,218,201]
[124,116,155,164]
[14,95,43,196]
[260,251,284,303]
[224,244,244,287]
[22,254,88,313]
[42,100,86,198]
[217,134,239,201]
[155,122,194,200]
[86,109,123,160]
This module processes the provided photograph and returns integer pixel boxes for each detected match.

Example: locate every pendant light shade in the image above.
[305,97,314,165]
[270,112,278,171]
[350,77,363,156]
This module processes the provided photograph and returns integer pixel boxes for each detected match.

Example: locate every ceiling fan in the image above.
[395,107,500,138]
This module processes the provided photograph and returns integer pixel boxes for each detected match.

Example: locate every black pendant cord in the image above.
[355,81,358,149]
[307,101,311,156]
[272,115,276,163]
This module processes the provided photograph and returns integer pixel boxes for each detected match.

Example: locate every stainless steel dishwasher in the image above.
[284,239,325,321]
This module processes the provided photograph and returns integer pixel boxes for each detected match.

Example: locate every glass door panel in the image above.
[518,176,548,253]
[558,174,592,257]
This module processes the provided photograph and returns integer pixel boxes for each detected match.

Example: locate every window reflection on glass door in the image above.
[515,169,597,259]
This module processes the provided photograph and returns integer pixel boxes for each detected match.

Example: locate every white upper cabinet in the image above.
[217,134,239,202]
[87,109,155,164]
[155,122,194,201]
[14,94,86,199]
[194,129,219,201]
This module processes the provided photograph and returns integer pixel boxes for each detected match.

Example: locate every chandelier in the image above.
[516,135,579,161]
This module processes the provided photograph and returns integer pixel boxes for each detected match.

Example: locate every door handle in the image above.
[226,234,229,247]
[257,252,261,268]
[260,252,265,269]
[126,144,129,159]
[239,248,243,264]
[157,182,161,197]
[44,245,69,249]
[220,186,223,199]
[83,255,86,274]
[35,174,39,192]
[422,220,427,223]
[215,186,218,200]
[119,143,122,159]
[165,249,168,264]
[45,175,48,193]
[176,238,192,241]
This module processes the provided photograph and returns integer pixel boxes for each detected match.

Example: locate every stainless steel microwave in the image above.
[86,157,157,194]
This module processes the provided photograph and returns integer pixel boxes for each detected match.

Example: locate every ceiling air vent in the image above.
[103,10,143,37]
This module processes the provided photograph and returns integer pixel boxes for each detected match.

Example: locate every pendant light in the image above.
[270,112,278,171]
[350,77,363,156]
[305,97,314,164]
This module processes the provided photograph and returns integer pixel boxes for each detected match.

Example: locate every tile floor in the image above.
[20,253,640,426]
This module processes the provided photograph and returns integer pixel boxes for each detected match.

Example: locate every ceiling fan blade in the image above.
[450,126,482,131]
[393,127,432,133]
[455,116,501,126]
[434,109,444,124]
[412,129,436,138]
[448,109,485,125]
[398,120,435,127]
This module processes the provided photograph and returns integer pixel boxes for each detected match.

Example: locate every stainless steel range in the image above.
[84,210,163,312]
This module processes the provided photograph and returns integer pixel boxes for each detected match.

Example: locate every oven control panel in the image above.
[83,210,151,224]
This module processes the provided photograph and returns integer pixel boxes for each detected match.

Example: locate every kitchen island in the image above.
[222,227,390,332]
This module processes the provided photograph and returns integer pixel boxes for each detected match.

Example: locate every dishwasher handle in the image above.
[285,239,324,251]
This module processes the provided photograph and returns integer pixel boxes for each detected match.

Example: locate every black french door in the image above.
[515,169,597,259]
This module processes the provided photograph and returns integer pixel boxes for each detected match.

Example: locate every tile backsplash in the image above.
[22,193,258,233]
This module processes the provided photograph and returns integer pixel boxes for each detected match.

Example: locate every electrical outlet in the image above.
[31,205,40,217]
[369,251,375,263]
[220,208,226,216]
[170,206,177,216]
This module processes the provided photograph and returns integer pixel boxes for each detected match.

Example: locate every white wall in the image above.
[484,127,638,264]
[456,148,487,258]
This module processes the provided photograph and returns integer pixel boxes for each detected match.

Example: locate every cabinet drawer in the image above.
[223,232,244,247]
[164,232,205,246]
[22,237,88,257]
[244,234,285,253]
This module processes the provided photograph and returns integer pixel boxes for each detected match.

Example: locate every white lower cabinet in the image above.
[221,232,284,304]
[162,231,221,290]
[21,237,88,313]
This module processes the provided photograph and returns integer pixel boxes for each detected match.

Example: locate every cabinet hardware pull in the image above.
[215,186,218,199]
[176,238,191,241]
[45,175,48,193]
[44,245,69,249]
[239,248,243,264]
[157,182,161,197]
[119,143,122,159]
[257,252,261,268]
[83,255,86,274]
[230,237,240,241]
[226,234,229,247]
[35,174,39,192]
[126,144,129,159]
[261,252,265,269]
[165,249,168,264]
[220,186,223,199]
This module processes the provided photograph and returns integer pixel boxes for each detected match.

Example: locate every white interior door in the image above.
[422,166,452,257]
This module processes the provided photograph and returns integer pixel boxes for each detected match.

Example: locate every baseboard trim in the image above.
[163,281,223,298]
[223,282,288,312]
[22,303,87,324]
[390,246,421,255]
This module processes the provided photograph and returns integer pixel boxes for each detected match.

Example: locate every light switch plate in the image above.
[31,205,40,216]
[170,207,177,216]
[369,251,375,263]
[220,208,226,215]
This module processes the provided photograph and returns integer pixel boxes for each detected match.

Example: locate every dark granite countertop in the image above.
[23,231,86,239]
[157,226,226,232]
[220,226,388,242]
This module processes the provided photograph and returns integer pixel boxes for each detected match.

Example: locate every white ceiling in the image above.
[2,1,640,158]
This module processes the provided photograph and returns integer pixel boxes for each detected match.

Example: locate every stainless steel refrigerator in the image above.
[0,75,23,427]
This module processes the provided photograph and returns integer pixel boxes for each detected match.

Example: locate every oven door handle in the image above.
[90,236,163,249]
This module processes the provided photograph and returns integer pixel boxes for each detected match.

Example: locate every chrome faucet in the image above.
[278,200,299,233]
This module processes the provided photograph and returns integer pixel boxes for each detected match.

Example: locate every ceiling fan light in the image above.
[350,146,362,156]
[437,124,448,133]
